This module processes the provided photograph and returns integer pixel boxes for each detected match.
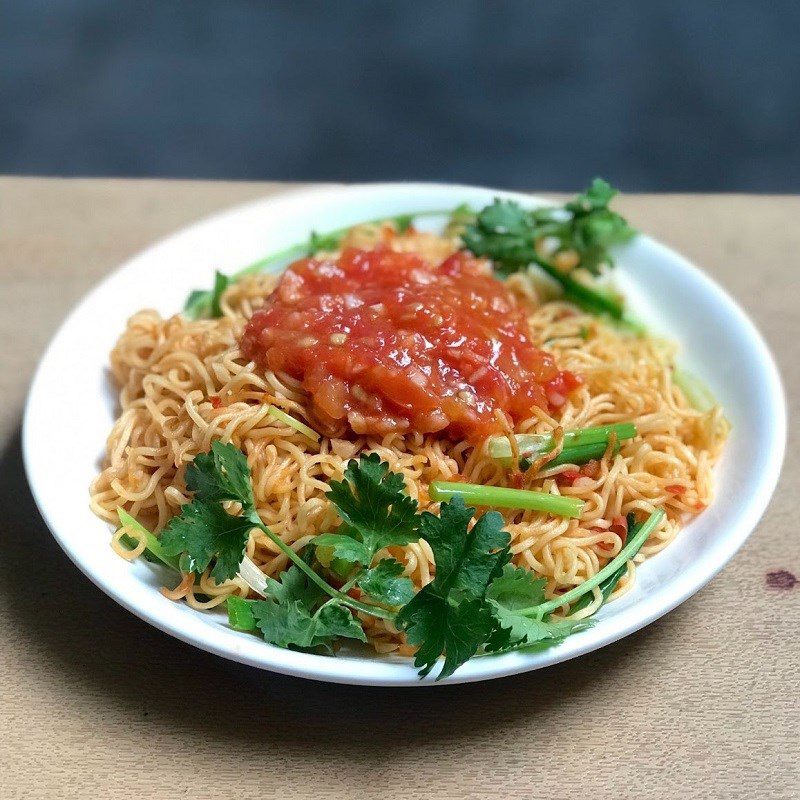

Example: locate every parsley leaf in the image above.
[356,558,415,607]
[160,500,255,583]
[319,454,420,565]
[396,497,511,679]
[484,565,592,652]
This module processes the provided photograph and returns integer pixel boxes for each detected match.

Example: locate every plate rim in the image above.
[22,181,787,686]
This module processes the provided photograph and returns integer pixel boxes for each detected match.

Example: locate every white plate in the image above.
[23,183,786,686]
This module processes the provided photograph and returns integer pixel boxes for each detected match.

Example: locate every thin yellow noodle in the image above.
[90,222,729,652]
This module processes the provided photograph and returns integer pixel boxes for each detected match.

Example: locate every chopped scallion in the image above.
[520,508,665,617]
[227,595,257,631]
[117,508,180,570]
[267,406,320,442]
[488,422,636,466]
[429,481,583,518]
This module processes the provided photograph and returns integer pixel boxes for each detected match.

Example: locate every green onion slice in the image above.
[429,481,583,519]
[267,406,320,442]
[488,422,636,467]
[117,508,180,570]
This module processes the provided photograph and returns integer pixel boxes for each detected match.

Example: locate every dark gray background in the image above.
[3,1,799,190]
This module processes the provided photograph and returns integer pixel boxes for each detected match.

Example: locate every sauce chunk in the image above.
[241,247,579,440]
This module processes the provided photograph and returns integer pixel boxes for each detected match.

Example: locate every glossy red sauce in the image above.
[240,247,581,441]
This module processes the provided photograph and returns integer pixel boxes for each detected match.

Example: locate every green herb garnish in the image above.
[485,565,591,652]
[396,497,511,679]
[157,441,393,620]
[487,422,637,468]
[429,481,584,519]
[121,442,664,679]
[460,179,635,319]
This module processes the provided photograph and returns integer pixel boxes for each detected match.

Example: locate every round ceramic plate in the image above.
[23,183,786,685]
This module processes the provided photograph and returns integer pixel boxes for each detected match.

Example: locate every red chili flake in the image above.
[580,459,601,479]
[610,515,628,536]
[557,469,581,486]
[209,395,222,409]
[666,484,686,495]
[347,586,363,600]
[765,570,797,590]
[509,471,525,489]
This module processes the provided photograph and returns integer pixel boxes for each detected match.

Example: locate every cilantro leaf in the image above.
[184,270,230,320]
[185,440,255,509]
[486,562,547,607]
[396,497,511,679]
[532,178,635,274]
[325,454,420,563]
[461,179,635,316]
[210,271,230,317]
[263,564,327,609]
[229,563,367,651]
[159,442,257,583]
[313,530,372,568]
[419,498,510,598]
[402,596,496,680]
[565,176,617,212]
[251,599,367,651]
[308,229,342,254]
[462,200,537,274]
[484,564,592,652]
[160,500,255,583]
[356,558,415,607]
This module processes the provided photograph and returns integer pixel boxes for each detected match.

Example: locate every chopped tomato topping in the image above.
[544,369,583,408]
[241,247,581,441]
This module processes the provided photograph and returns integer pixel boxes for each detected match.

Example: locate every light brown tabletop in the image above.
[0,177,797,800]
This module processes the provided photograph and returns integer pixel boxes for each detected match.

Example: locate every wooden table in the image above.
[0,178,797,800]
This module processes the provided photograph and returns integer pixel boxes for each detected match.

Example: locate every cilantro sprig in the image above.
[158,441,394,621]
[228,564,367,652]
[396,497,511,679]
[121,443,663,679]
[316,453,419,565]
[461,179,636,320]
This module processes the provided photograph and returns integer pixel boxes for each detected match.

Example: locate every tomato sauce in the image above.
[240,247,581,441]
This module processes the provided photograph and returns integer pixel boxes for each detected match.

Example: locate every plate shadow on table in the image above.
[0,425,669,749]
